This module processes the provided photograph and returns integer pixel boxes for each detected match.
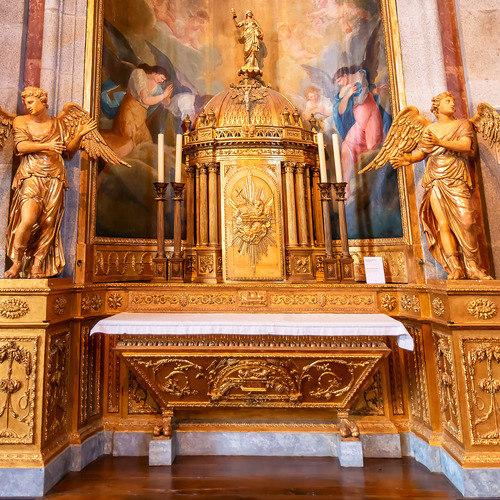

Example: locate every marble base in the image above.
[149,436,177,466]
[338,438,363,467]
[401,433,500,498]
[0,431,106,498]
[176,431,338,457]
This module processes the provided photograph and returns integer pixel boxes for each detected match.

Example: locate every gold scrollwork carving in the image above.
[107,293,123,310]
[53,296,67,315]
[139,358,204,397]
[328,295,374,306]
[188,294,236,306]
[381,294,397,312]
[132,294,181,306]
[434,333,461,440]
[0,298,29,320]
[432,298,445,317]
[467,298,498,320]
[271,295,322,306]
[207,358,300,403]
[0,338,37,444]
[91,294,103,311]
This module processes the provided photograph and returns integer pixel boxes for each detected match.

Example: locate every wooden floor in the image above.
[34,455,470,500]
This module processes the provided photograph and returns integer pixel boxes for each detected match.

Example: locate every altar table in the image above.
[91,312,412,464]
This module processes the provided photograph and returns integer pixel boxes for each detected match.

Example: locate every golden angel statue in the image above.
[360,91,500,280]
[231,8,264,77]
[1,86,130,279]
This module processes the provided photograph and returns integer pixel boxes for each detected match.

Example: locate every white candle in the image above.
[317,132,327,183]
[332,133,343,182]
[175,134,183,183]
[157,133,165,183]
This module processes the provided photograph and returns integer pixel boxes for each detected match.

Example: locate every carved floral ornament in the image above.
[53,296,67,315]
[381,294,397,312]
[432,297,445,317]
[467,298,498,320]
[0,298,29,319]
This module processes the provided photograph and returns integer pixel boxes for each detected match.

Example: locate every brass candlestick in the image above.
[333,182,355,283]
[169,182,185,282]
[152,182,169,282]
[318,182,340,282]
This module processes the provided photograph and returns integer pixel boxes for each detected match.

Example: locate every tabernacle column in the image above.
[208,163,219,245]
[198,163,209,245]
[284,162,298,246]
[295,162,308,246]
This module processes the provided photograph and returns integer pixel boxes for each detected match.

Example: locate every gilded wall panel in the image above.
[461,338,500,445]
[433,331,461,441]
[404,325,430,426]
[0,337,38,444]
[43,331,70,443]
[79,326,103,425]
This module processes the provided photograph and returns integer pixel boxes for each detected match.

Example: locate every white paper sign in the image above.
[364,257,386,284]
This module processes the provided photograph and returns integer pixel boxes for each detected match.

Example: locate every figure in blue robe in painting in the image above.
[332,65,391,196]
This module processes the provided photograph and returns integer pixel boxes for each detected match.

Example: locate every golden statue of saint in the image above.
[231,8,264,77]
[0,87,129,278]
[361,92,500,280]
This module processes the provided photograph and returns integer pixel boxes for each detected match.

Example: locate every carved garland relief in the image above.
[0,337,37,444]
[461,338,500,444]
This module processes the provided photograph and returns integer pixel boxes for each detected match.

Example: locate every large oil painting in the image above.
[96,0,403,241]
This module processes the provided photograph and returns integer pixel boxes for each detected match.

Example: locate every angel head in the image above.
[137,63,170,85]
[21,86,49,115]
[305,85,321,103]
[333,65,360,86]
[431,91,455,118]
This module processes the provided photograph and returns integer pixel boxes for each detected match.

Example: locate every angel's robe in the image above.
[418,118,480,274]
[6,117,67,277]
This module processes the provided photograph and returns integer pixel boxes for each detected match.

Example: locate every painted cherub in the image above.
[0,86,129,278]
[360,91,500,280]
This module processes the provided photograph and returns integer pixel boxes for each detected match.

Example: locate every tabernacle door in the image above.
[221,160,285,281]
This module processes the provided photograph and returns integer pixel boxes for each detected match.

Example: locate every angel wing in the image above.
[0,107,16,151]
[359,106,429,173]
[471,102,500,156]
[301,65,336,101]
[57,103,130,167]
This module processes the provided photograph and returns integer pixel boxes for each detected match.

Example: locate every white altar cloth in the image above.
[91,313,413,350]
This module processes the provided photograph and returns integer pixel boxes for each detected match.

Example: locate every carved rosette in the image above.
[433,332,461,440]
[381,294,397,312]
[107,293,123,310]
[0,338,37,444]
[467,299,498,320]
[461,339,500,444]
[0,298,29,320]
[400,295,412,311]
[53,296,67,315]
[432,298,445,318]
